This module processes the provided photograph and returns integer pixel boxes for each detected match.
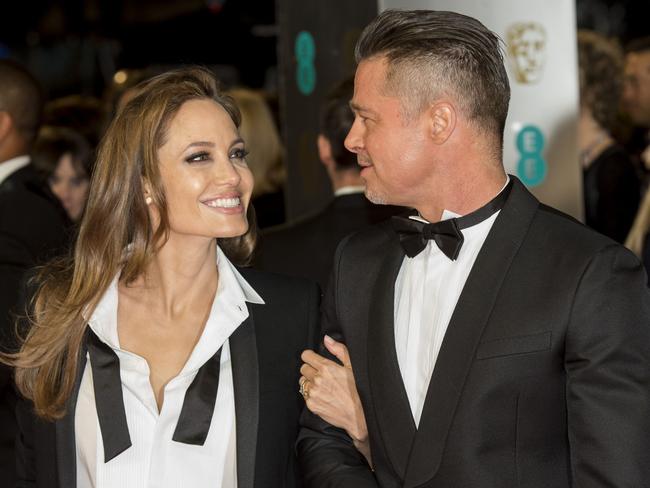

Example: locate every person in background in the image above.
[228,87,286,229]
[621,36,650,179]
[578,30,640,243]
[3,67,317,488]
[0,59,68,488]
[32,126,93,223]
[256,78,402,289]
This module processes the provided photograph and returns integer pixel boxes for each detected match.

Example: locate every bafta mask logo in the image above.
[506,22,547,84]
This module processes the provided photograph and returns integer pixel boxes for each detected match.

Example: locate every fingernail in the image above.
[324,335,334,344]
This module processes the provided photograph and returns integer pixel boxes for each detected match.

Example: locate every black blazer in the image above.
[1,163,68,488]
[15,268,319,488]
[297,177,650,487]
[256,193,403,289]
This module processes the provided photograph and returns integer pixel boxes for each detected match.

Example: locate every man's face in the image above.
[622,51,650,127]
[344,57,435,209]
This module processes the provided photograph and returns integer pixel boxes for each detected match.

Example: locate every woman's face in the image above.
[49,153,90,222]
[155,98,254,241]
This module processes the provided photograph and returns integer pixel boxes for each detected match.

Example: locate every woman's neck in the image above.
[131,236,219,320]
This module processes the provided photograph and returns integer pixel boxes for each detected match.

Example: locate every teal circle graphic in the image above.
[297,64,316,96]
[516,125,545,155]
[515,124,547,187]
[517,155,547,187]
[295,31,315,61]
[295,31,316,95]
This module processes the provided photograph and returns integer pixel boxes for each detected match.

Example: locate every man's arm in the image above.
[566,244,650,486]
[296,242,378,488]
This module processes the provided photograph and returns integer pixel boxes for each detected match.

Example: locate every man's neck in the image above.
[416,169,508,222]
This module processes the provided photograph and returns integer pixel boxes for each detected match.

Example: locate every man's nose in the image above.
[344,118,364,154]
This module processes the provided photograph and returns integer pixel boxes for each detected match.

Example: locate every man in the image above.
[256,78,401,289]
[0,59,68,485]
[297,10,650,488]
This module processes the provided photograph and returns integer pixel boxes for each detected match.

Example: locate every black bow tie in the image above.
[86,328,222,462]
[391,180,512,260]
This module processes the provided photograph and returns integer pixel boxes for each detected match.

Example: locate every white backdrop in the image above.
[378,0,583,219]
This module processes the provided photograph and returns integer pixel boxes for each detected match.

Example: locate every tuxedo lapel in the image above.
[56,340,88,488]
[367,234,416,480]
[230,309,259,488]
[403,179,539,487]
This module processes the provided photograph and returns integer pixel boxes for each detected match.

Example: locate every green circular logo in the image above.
[515,125,547,187]
[295,31,316,95]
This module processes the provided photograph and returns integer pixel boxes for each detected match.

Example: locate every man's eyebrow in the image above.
[349,102,374,115]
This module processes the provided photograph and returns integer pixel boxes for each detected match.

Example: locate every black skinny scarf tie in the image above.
[391,180,512,260]
[86,329,222,462]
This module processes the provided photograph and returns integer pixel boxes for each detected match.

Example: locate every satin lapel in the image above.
[367,235,416,480]
[56,336,88,488]
[231,309,259,488]
[403,178,539,488]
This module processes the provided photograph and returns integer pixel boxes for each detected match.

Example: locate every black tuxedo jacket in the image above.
[256,193,403,289]
[1,163,68,488]
[15,269,319,488]
[297,178,650,487]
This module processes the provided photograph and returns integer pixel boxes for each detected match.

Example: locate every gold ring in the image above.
[299,378,310,399]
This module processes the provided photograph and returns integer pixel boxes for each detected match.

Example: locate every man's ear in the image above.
[317,134,333,167]
[427,101,456,144]
[0,112,14,142]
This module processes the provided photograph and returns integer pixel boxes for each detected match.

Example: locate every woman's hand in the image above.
[300,335,372,467]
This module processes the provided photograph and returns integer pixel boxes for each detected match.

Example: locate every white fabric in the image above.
[333,185,365,197]
[0,155,30,185]
[394,179,508,426]
[76,246,264,488]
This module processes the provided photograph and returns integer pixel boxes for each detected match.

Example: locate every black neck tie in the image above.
[391,180,512,260]
[85,328,222,462]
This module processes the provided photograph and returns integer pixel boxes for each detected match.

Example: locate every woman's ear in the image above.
[427,101,456,145]
[142,179,153,205]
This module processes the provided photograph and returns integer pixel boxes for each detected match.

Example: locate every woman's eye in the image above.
[230,148,249,161]
[186,151,211,163]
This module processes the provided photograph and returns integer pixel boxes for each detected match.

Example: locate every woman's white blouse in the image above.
[75,247,264,488]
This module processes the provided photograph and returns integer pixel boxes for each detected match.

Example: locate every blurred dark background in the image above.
[0,0,647,100]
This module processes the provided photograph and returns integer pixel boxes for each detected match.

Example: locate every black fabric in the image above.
[390,179,511,259]
[583,144,640,243]
[15,270,320,488]
[0,163,68,487]
[297,176,650,488]
[172,347,222,445]
[256,193,403,289]
[86,329,132,462]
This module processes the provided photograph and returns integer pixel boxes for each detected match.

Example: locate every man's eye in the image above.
[230,148,249,161]
[186,152,210,163]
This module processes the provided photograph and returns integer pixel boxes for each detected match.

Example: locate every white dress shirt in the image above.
[75,247,264,488]
[0,155,30,185]
[394,180,508,426]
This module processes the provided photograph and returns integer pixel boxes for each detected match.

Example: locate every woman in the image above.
[6,67,318,487]
[577,30,640,243]
[32,126,93,222]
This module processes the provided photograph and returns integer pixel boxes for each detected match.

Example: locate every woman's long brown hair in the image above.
[3,67,256,420]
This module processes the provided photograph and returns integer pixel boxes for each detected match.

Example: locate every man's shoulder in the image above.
[534,203,618,251]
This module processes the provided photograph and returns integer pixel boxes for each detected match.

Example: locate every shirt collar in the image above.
[0,155,30,186]
[411,175,510,224]
[334,185,366,197]
[88,246,264,371]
